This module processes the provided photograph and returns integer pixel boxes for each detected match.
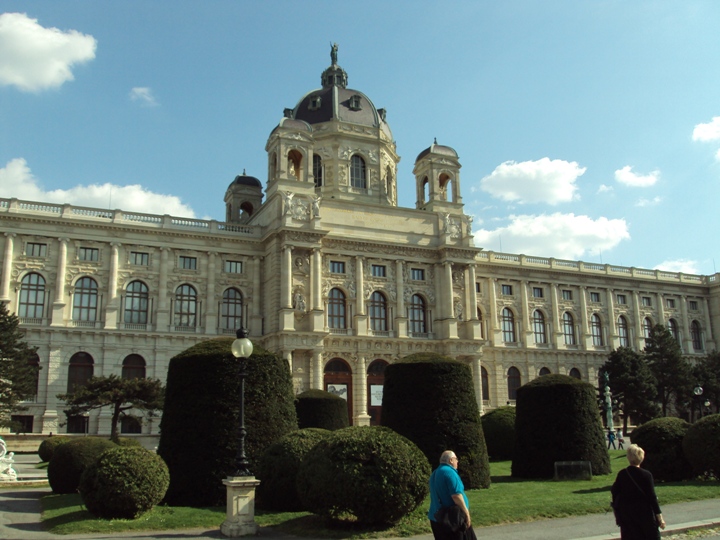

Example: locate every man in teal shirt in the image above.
[428,450,471,540]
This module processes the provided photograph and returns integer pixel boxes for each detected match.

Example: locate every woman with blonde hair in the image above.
[611,444,666,539]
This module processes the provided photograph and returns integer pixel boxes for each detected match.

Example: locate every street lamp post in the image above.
[231,327,254,476]
[692,385,703,422]
[221,327,260,538]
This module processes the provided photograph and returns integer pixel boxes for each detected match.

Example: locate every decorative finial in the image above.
[243,168,246,175]
[434,137,437,145]
[331,42,338,65]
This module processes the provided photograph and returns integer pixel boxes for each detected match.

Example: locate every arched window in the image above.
[124,280,149,325]
[617,316,629,347]
[668,318,679,342]
[439,173,453,202]
[67,352,94,392]
[591,314,603,346]
[691,320,703,351]
[563,312,576,345]
[539,367,551,376]
[481,366,489,401]
[72,277,98,322]
[368,291,387,332]
[569,368,582,380]
[288,149,302,180]
[122,354,146,379]
[409,294,427,334]
[422,176,429,203]
[221,288,243,331]
[350,155,366,189]
[328,288,346,329]
[532,310,546,344]
[174,284,197,327]
[19,273,46,319]
[643,317,653,343]
[507,367,521,401]
[501,308,516,343]
[313,154,323,187]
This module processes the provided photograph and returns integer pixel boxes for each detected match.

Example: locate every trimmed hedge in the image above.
[296,389,349,430]
[631,416,693,481]
[683,414,720,477]
[481,406,516,461]
[296,426,430,526]
[79,447,169,519]
[381,353,490,489]
[157,339,298,506]
[47,437,117,494]
[512,374,610,478]
[256,428,331,511]
[38,436,71,463]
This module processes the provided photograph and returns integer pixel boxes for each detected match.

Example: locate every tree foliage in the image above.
[0,303,40,429]
[57,374,164,442]
[644,324,692,416]
[600,347,660,428]
[693,351,720,416]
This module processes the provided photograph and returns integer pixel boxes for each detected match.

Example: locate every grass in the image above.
[40,451,720,537]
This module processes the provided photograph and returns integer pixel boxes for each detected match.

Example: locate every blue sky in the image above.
[1,1,720,275]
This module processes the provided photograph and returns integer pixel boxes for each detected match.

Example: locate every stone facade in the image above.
[1,49,718,436]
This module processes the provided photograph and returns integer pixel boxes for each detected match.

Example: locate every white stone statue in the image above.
[0,437,18,482]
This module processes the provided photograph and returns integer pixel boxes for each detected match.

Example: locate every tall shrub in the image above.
[295,389,349,430]
[47,437,117,494]
[157,339,297,506]
[481,406,516,460]
[382,353,490,488]
[512,374,610,478]
[631,416,693,481]
[683,414,720,477]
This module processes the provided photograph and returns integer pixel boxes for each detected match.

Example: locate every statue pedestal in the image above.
[220,476,261,537]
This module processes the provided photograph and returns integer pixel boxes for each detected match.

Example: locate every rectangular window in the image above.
[78,247,99,262]
[179,256,197,270]
[475,282,481,293]
[642,296,652,307]
[590,292,601,303]
[224,260,243,274]
[411,268,425,281]
[689,300,698,311]
[130,251,149,266]
[371,264,386,278]
[501,284,513,296]
[562,289,572,301]
[532,287,544,298]
[617,294,627,305]
[330,261,345,274]
[666,298,675,309]
[25,243,47,257]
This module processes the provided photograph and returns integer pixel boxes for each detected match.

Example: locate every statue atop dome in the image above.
[330,42,338,65]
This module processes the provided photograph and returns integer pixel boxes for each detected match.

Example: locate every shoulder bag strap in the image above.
[624,467,652,503]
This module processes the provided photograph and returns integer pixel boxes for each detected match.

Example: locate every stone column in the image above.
[443,262,453,319]
[283,350,293,372]
[354,355,371,426]
[395,260,406,336]
[680,295,691,353]
[702,297,715,346]
[156,247,170,330]
[488,278,498,345]
[280,246,294,331]
[205,252,218,334]
[550,284,561,348]
[657,292,665,324]
[632,291,643,349]
[579,287,590,348]
[310,249,324,331]
[520,280,530,347]
[250,256,262,336]
[472,356,483,413]
[0,233,15,303]
[41,347,64,433]
[310,351,323,390]
[606,288,616,349]
[51,238,69,326]
[104,242,121,329]
[467,265,478,319]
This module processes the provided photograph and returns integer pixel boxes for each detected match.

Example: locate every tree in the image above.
[692,351,720,417]
[644,324,692,416]
[600,347,660,430]
[57,374,164,442]
[0,303,40,429]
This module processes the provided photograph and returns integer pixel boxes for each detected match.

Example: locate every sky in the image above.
[1,1,720,276]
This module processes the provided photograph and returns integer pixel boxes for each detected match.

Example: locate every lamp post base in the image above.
[220,476,261,537]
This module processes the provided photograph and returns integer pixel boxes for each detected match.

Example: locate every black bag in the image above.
[434,505,467,532]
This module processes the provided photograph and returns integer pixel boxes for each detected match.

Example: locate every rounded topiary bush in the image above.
[295,389,349,430]
[381,353,490,489]
[256,428,331,511]
[38,436,71,463]
[79,446,169,519]
[115,437,143,448]
[630,416,692,481]
[296,426,430,526]
[157,339,298,506]
[683,414,720,478]
[512,374,610,478]
[48,437,117,494]
[481,406,516,461]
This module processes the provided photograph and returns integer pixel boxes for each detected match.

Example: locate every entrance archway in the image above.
[324,358,353,423]
[367,359,388,425]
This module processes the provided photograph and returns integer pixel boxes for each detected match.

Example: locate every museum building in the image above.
[1,49,718,437]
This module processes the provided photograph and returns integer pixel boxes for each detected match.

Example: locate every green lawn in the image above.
[40,451,720,537]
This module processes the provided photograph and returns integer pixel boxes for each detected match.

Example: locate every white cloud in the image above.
[692,116,720,142]
[614,166,659,187]
[0,13,96,92]
[597,184,613,194]
[0,158,196,217]
[635,196,662,207]
[653,259,699,274]
[129,87,158,107]
[477,158,585,205]
[473,212,630,260]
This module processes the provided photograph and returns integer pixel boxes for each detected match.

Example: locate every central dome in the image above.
[288,44,392,140]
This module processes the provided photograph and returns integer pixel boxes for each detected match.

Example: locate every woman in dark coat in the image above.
[611,444,666,540]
